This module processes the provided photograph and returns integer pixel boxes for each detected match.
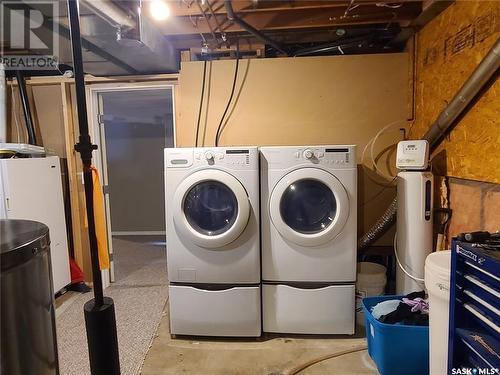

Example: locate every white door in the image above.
[269,167,350,247]
[172,169,250,249]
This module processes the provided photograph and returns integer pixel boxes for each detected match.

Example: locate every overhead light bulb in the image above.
[150,0,170,21]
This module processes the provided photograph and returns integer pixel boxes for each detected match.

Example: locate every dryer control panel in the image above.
[261,145,356,169]
[165,147,258,169]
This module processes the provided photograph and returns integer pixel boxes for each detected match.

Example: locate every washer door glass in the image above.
[280,179,336,234]
[269,168,350,247]
[183,181,238,236]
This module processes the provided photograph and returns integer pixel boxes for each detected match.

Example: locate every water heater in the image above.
[396,140,433,294]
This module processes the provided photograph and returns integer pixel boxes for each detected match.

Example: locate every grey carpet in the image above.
[57,236,168,375]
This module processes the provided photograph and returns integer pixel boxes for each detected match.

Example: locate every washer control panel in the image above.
[291,146,355,168]
[166,148,257,169]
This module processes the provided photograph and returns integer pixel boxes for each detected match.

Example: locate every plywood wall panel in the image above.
[177,54,410,244]
[177,54,411,157]
[411,1,500,183]
[31,85,67,157]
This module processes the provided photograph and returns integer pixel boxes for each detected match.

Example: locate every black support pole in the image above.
[15,70,37,145]
[66,1,120,374]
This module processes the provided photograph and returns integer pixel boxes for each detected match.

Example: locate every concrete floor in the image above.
[142,315,378,375]
[57,236,379,375]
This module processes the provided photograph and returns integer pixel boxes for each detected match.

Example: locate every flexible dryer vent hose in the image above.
[358,37,500,251]
[358,197,397,250]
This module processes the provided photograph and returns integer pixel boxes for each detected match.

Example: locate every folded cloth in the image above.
[402,297,429,313]
[375,291,429,326]
[371,299,401,320]
[379,303,429,326]
[406,291,426,300]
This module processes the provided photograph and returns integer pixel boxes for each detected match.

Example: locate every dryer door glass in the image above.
[183,181,238,236]
[279,179,336,234]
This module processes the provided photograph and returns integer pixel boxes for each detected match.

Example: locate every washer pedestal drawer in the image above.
[169,285,261,337]
[263,283,355,334]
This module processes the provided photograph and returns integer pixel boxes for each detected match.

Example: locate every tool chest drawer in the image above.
[448,239,500,373]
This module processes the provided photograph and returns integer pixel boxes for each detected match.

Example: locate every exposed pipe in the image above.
[423,38,500,148]
[294,35,372,57]
[15,71,36,145]
[57,25,139,74]
[196,1,219,47]
[224,0,289,55]
[0,64,6,143]
[358,37,500,250]
[207,0,226,43]
[81,0,136,29]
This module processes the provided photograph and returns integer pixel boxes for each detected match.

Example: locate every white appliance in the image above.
[396,171,433,293]
[164,147,261,337]
[395,139,433,294]
[0,156,71,293]
[260,145,357,334]
[396,140,429,170]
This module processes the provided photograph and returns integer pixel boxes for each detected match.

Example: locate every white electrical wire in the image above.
[361,120,405,187]
[393,232,425,282]
[369,120,402,180]
[376,2,403,9]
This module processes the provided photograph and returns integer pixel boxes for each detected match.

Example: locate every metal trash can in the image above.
[1,219,59,375]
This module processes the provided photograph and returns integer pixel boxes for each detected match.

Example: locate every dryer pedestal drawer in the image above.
[169,285,261,337]
[263,283,355,334]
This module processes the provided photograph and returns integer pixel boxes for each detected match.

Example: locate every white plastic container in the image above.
[424,250,451,375]
[356,262,387,326]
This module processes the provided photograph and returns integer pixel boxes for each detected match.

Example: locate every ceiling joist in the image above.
[160,1,422,36]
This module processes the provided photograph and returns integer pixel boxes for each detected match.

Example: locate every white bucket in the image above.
[356,262,387,326]
[424,250,451,375]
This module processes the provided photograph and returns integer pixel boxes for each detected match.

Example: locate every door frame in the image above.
[87,82,177,285]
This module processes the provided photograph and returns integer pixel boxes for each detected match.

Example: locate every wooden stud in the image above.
[60,82,86,275]
[158,2,422,35]
[7,73,179,87]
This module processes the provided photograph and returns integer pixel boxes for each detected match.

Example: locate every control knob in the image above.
[205,151,215,161]
[303,149,314,159]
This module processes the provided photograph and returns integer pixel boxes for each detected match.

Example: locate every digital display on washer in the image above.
[325,148,349,153]
[226,150,250,154]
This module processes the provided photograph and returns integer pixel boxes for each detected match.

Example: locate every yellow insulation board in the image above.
[410,1,500,183]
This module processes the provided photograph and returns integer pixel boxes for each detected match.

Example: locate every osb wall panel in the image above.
[410,1,500,183]
[447,177,500,239]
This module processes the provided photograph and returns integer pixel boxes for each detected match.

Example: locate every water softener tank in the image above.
[1,219,59,375]
[396,171,434,293]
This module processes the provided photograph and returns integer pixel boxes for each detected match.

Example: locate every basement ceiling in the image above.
[0,0,452,76]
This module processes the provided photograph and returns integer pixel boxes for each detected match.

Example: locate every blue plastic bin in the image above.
[362,295,429,375]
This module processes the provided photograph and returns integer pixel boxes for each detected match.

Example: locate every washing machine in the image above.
[165,147,261,337]
[260,145,357,334]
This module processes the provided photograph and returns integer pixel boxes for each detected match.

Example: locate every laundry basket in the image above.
[362,295,429,375]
